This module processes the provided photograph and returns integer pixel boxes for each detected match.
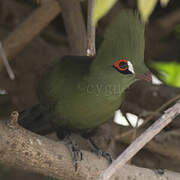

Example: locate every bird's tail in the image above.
[18,104,55,135]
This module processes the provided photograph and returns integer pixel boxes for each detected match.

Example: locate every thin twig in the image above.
[117,94,180,140]
[99,100,180,180]
[132,116,140,141]
[0,42,15,80]
[87,0,96,56]
[142,94,180,128]
[119,129,180,162]
[123,113,134,128]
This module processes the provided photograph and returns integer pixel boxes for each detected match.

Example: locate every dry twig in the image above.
[118,94,180,139]
[139,94,180,131]
[120,133,180,162]
[87,0,96,56]
[99,100,180,180]
[0,42,15,80]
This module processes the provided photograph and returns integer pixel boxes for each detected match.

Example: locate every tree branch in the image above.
[0,120,107,180]
[1,119,180,180]
[119,132,180,162]
[57,0,87,56]
[0,0,61,71]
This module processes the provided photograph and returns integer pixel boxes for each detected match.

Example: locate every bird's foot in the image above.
[88,137,112,163]
[65,136,83,171]
[57,130,82,171]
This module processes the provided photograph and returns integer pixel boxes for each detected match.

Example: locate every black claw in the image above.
[71,145,83,171]
[79,150,83,161]
[57,129,112,171]
[94,149,112,163]
[59,133,82,171]
[102,151,112,163]
[73,153,78,171]
[73,143,83,161]
[88,137,113,163]
[70,143,82,171]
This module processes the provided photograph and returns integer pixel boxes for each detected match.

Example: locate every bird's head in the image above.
[90,10,151,91]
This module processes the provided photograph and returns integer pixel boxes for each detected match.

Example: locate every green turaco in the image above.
[18,10,151,169]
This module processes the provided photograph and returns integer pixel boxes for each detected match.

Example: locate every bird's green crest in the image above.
[91,10,147,76]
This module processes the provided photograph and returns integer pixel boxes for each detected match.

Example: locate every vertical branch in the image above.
[87,0,96,56]
[58,0,87,56]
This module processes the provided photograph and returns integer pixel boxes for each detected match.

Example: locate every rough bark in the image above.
[0,120,180,180]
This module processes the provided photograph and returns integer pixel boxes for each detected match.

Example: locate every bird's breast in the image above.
[51,83,123,130]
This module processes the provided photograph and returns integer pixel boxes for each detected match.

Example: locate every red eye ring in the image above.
[113,59,128,71]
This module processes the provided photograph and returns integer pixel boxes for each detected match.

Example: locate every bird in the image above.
[18,10,151,170]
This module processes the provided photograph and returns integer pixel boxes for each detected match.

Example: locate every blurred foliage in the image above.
[92,0,118,26]
[91,0,171,26]
[150,61,180,87]
[137,0,170,22]
[138,0,158,22]
[174,24,180,39]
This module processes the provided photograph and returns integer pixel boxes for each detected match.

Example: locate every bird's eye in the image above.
[113,59,135,74]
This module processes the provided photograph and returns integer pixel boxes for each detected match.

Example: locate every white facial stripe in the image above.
[127,61,135,74]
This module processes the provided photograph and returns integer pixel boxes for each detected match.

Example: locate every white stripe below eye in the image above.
[127,61,135,74]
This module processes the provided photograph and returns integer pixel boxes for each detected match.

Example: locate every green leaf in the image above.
[150,61,180,87]
[137,0,158,22]
[93,0,118,26]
